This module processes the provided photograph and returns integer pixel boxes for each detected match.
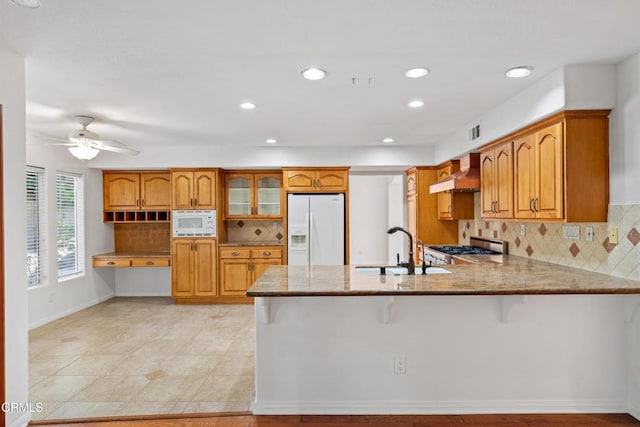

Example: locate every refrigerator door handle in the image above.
[307,211,312,266]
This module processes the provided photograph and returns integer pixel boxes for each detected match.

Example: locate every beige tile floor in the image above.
[29,297,255,420]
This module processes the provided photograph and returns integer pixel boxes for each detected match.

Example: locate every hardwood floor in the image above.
[31,413,640,427]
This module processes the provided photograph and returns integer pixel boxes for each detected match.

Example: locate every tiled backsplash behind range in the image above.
[227,219,284,243]
[459,193,640,281]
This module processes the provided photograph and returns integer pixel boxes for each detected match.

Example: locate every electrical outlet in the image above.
[272,222,278,230]
[585,226,594,242]
[520,224,526,236]
[393,357,407,375]
[608,227,618,244]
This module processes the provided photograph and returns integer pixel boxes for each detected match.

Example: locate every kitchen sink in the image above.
[355,266,451,275]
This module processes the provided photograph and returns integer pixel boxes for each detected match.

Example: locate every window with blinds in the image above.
[56,172,85,279]
[26,166,46,287]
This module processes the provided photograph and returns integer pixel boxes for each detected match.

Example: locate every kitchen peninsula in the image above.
[247,257,640,416]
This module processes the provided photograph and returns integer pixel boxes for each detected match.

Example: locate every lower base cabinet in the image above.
[172,238,217,297]
[220,246,282,296]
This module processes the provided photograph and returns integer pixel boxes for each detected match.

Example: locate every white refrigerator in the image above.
[287,194,345,265]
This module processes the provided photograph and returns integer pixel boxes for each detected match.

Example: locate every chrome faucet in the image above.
[387,227,415,275]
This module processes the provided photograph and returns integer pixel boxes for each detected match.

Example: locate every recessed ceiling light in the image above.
[240,102,256,110]
[9,0,41,8]
[301,68,327,81]
[405,67,429,78]
[383,137,394,143]
[265,138,277,144]
[408,100,424,108]
[505,66,533,78]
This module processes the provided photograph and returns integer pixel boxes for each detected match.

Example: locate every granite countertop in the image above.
[218,241,283,247]
[246,255,640,296]
[92,252,171,258]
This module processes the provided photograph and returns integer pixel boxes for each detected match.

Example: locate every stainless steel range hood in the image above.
[429,153,480,193]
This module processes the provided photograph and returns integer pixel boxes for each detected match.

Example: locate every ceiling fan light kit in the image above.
[68,145,99,160]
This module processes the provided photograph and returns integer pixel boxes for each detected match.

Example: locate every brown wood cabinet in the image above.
[283,168,349,192]
[172,238,217,297]
[513,123,564,220]
[171,169,217,210]
[225,171,282,219]
[219,246,282,296]
[480,141,513,219]
[103,171,170,211]
[405,167,459,263]
[483,110,610,223]
[435,162,474,220]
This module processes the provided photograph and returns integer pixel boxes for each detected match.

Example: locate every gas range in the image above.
[423,236,507,264]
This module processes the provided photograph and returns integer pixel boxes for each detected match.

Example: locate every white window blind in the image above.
[56,172,84,279]
[26,166,46,287]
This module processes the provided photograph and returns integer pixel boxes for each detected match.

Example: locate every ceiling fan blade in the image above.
[29,141,75,147]
[91,141,140,156]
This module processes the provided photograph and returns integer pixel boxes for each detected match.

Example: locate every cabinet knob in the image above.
[146,261,154,265]
[263,251,271,256]
[232,251,240,256]
[107,261,115,265]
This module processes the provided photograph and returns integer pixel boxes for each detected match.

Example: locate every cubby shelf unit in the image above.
[103,210,171,223]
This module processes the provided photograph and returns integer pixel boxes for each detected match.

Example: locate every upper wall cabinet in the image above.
[103,171,171,222]
[283,168,349,192]
[225,171,282,219]
[480,110,610,222]
[480,141,513,219]
[170,169,217,210]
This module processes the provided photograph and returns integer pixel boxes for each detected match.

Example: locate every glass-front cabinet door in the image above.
[255,173,282,217]
[226,174,252,217]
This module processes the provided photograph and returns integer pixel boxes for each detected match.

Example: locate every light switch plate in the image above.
[608,227,618,244]
[520,224,526,236]
[562,225,580,240]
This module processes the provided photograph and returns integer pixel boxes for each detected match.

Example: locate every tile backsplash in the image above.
[226,219,284,243]
[459,193,640,281]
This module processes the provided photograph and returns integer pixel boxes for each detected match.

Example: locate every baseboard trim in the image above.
[628,399,640,421]
[252,399,627,415]
[113,292,171,297]
[8,412,31,427]
[28,293,114,329]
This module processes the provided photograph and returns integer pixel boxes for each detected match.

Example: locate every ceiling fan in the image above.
[47,115,140,160]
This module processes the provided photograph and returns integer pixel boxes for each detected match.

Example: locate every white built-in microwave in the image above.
[172,210,216,237]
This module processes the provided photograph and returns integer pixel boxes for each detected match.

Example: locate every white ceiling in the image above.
[2,0,640,155]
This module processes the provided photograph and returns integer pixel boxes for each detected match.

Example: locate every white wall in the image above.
[1,43,30,427]
[387,175,405,264]
[87,145,435,171]
[25,145,115,328]
[433,64,616,164]
[349,173,404,265]
[610,54,640,205]
[609,53,640,420]
[115,268,170,296]
[255,295,627,414]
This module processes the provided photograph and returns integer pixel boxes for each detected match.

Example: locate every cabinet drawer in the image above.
[219,248,251,259]
[251,248,282,259]
[131,258,170,267]
[93,258,131,267]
